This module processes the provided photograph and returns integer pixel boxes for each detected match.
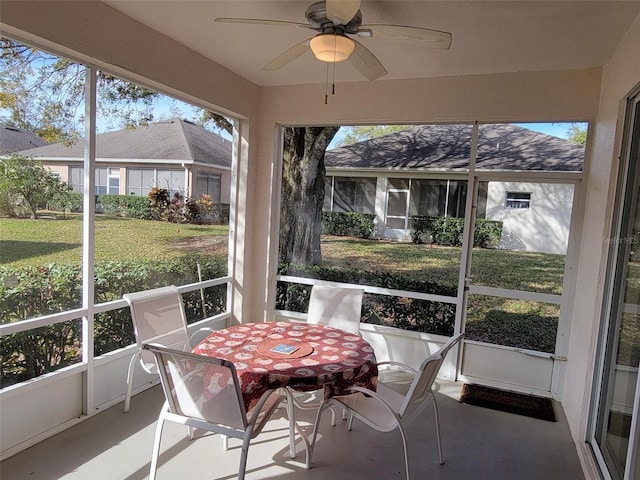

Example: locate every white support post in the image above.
[451,122,479,380]
[82,66,97,414]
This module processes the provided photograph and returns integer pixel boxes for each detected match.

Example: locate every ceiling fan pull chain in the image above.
[324,61,330,104]
[332,35,337,96]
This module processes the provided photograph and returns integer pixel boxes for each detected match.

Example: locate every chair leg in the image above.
[432,395,444,465]
[149,413,166,480]
[238,436,251,480]
[309,402,331,468]
[123,352,138,413]
[398,425,411,480]
[283,389,297,458]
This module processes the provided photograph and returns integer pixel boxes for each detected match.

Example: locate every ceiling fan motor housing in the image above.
[305,1,363,33]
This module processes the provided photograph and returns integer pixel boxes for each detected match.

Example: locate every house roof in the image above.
[325,124,585,172]
[0,125,48,155]
[14,119,231,168]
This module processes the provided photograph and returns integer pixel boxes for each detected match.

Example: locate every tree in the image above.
[0,155,69,218]
[0,39,165,143]
[279,126,339,265]
[567,123,587,145]
[338,125,414,147]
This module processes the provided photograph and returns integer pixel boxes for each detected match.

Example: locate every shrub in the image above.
[148,187,170,221]
[49,192,83,213]
[276,263,456,336]
[100,194,151,219]
[322,211,375,239]
[196,194,230,224]
[474,219,503,248]
[410,215,502,248]
[0,263,82,384]
[410,216,431,243]
[0,155,69,218]
[0,256,227,386]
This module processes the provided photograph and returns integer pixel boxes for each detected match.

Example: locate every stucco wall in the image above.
[486,181,575,254]
[562,13,640,479]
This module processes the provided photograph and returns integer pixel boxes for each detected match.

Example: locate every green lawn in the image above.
[321,236,565,295]
[1,216,565,295]
[0,214,229,266]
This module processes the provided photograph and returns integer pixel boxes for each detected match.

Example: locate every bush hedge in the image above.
[48,192,83,213]
[99,194,152,219]
[411,215,503,248]
[0,256,227,387]
[46,192,231,225]
[322,211,375,239]
[276,264,456,337]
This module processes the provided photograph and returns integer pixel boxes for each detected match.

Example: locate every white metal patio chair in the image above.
[309,332,464,480]
[306,284,364,334]
[143,344,303,480]
[122,285,215,412]
[285,285,365,426]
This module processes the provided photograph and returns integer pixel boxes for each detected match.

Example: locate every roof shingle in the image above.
[13,119,231,167]
[325,124,584,172]
[0,125,48,155]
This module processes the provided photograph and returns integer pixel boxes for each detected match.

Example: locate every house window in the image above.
[96,167,120,195]
[68,166,119,194]
[418,180,467,217]
[127,168,155,196]
[195,171,221,202]
[127,168,185,197]
[505,192,531,209]
[68,166,83,193]
[330,177,375,214]
[157,169,185,198]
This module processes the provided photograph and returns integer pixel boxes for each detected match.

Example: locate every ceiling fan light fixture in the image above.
[310,33,354,62]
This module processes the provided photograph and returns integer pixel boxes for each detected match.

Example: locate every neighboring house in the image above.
[0,124,48,155]
[324,124,585,254]
[13,119,232,203]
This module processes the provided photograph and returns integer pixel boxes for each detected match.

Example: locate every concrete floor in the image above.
[0,381,585,480]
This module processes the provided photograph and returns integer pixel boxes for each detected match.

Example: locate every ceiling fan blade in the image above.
[326,0,361,25]
[360,24,452,49]
[348,39,388,81]
[215,17,314,31]
[263,39,311,71]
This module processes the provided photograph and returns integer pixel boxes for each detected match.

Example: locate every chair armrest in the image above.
[340,385,402,420]
[376,361,418,375]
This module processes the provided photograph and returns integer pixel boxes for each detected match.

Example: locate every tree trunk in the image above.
[279,126,339,265]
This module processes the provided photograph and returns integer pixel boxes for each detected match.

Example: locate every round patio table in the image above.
[192,321,378,411]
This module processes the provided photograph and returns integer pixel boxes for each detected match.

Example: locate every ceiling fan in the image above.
[215,0,452,81]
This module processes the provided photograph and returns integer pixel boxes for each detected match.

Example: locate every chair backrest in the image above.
[307,285,364,334]
[399,333,464,422]
[123,285,190,371]
[144,344,248,430]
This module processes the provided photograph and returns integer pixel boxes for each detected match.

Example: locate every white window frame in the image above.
[505,191,532,209]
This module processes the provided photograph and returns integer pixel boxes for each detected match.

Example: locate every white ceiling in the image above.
[103,1,640,87]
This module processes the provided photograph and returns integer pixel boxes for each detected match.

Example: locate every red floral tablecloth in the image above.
[193,322,378,411]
